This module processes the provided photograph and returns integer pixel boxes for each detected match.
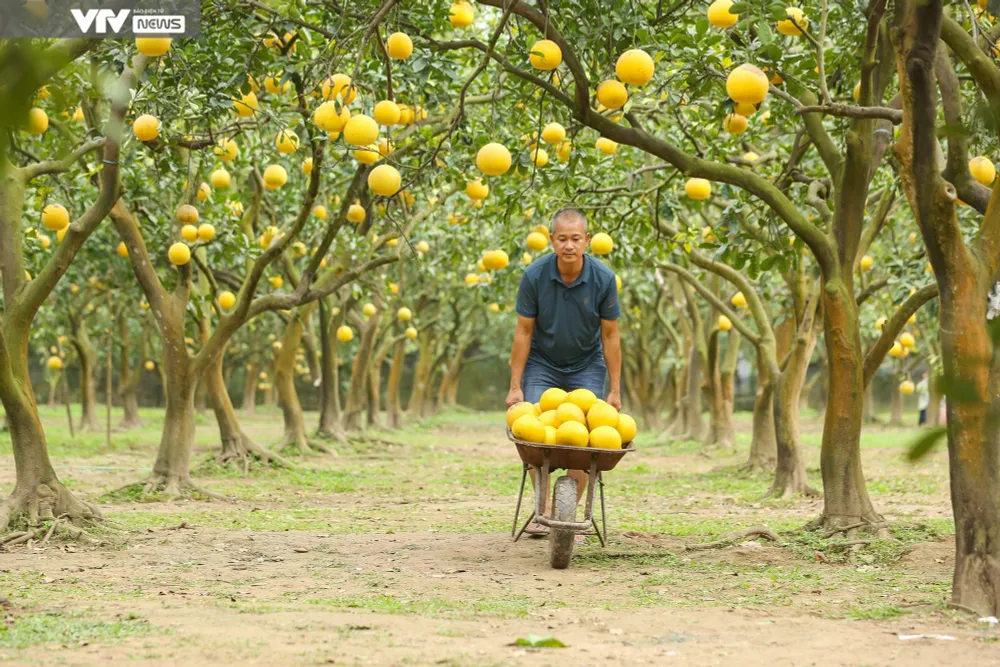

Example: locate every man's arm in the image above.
[601,318,622,410]
[506,315,534,407]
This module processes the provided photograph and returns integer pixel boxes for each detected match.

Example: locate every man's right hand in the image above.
[505,387,524,408]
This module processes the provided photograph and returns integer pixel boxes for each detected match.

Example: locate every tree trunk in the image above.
[862,382,876,423]
[145,331,200,495]
[770,311,820,498]
[818,289,882,528]
[0,347,100,531]
[317,300,346,440]
[344,313,380,431]
[47,381,58,408]
[745,349,777,471]
[117,315,146,430]
[276,304,320,452]
[888,376,904,427]
[241,359,258,414]
[681,344,704,441]
[386,338,405,428]
[71,321,99,433]
[206,347,290,469]
[407,330,435,416]
[367,362,383,429]
[716,331,741,447]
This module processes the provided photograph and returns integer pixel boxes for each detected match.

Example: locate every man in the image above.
[916,371,930,427]
[505,208,622,535]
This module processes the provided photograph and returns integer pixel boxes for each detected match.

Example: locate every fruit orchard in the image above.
[1,0,999,661]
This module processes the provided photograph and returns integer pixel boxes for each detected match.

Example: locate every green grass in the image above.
[0,610,156,650]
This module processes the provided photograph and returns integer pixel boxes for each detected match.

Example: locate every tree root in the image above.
[0,481,102,535]
[315,426,349,444]
[805,514,892,540]
[347,434,406,447]
[764,482,821,499]
[686,525,780,551]
[110,474,230,501]
[216,432,296,472]
[281,432,337,456]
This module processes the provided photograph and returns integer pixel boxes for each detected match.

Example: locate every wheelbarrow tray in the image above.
[506,428,634,472]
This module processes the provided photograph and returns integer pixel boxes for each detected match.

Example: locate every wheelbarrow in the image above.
[507,428,634,569]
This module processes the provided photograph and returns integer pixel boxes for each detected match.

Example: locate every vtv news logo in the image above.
[70,8,186,35]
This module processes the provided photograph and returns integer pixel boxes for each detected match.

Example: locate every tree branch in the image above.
[794,104,902,123]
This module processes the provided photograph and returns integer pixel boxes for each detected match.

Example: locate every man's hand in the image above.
[505,387,524,408]
[606,389,622,411]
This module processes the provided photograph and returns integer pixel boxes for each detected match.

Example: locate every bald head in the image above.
[550,207,588,235]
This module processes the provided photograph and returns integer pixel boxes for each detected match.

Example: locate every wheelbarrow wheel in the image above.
[549,475,577,569]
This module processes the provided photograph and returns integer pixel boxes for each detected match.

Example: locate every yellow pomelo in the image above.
[198,224,216,242]
[512,414,546,443]
[466,179,489,200]
[386,32,413,59]
[544,425,558,445]
[181,224,198,242]
[777,7,808,36]
[889,341,904,357]
[531,147,549,167]
[234,92,258,117]
[368,164,401,196]
[464,273,480,286]
[590,233,613,255]
[275,129,299,153]
[540,387,568,412]
[27,107,48,134]
[117,242,129,258]
[587,400,619,430]
[724,113,748,135]
[538,410,559,428]
[477,142,512,176]
[397,307,412,321]
[353,145,380,165]
[718,315,733,331]
[41,203,69,231]
[263,164,288,190]
[590,425,622,450]
[416,240,430,253]
[726,64,769,105]
[556,402,587,426]
[343,114,379,146]
[405,327,418,340]
[168,243,191,266]
[529,39,562,70]
[46,356,63,371]
[595,137,618,155]
[900,381,915,395]
[900,332,916,348]
[362,303,376,317]
[616,413,637,444]
[210,168,230,188]
[541,122,566,144]
[707,0,738,28]
[615,49,654,86]
[969,156,996,185]
[314,101,351,132]
[373,100,401,125]
[566,388,598,415]
[597,80,628,110]
[136,37,172,56]
[860,255,874,271]
[731,292,747,307]
[526,231,548,251]
[219,291,236,310]
[555,421,590,447]
[321,74,355,103]
[215,138,238,161]
[685,178,711,200]
[449,1,474,27]
[336,326,353,342]
[506,401,537,428]
[145,361,156,371]
[133,114,159,141]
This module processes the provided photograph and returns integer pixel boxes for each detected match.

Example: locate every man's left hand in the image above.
[606,389,622,411]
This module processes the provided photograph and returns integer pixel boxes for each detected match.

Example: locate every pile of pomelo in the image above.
[506,388,636,450]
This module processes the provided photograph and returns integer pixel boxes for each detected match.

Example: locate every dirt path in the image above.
[1,409,996,664]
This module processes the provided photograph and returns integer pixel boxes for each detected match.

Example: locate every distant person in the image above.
[916,371,930,426]
[505,207,621,536]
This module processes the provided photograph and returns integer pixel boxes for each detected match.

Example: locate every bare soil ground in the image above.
[0,407,996,665]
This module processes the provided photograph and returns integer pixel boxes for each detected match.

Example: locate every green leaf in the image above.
[905,426,947,463]
[757,22,774,46]
[513,635,568,648]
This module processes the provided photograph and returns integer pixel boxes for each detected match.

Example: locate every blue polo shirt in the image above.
[516,254,620,373]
